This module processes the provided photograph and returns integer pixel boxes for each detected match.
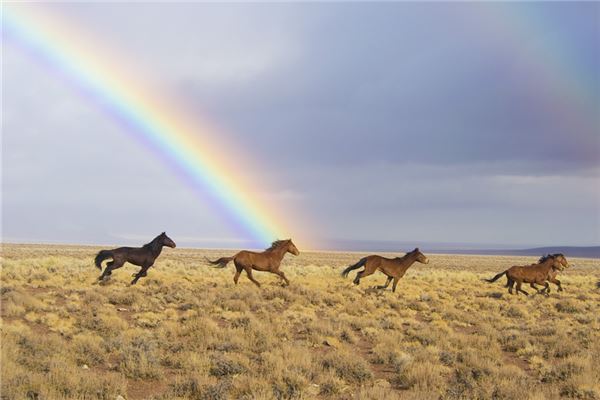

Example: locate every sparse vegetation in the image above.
[1,244,599,399]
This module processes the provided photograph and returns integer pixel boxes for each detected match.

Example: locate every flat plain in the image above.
[1,244,599,400]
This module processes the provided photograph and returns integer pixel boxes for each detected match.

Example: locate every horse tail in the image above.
[206,256,235,268]
[342,258,367,278]
[94,250,113,270]
[484,271,507,283]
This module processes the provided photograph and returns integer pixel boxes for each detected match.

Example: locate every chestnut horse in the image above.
[207,239,299,287]
[341,248,430,292]
[95,232,176,285]
[485,253,569,295]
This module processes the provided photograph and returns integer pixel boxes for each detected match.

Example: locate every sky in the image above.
[2,2,599,250]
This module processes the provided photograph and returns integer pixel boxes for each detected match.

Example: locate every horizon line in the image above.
[2,238,599,253]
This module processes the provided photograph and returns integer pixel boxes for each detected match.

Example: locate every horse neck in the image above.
[268,245,288,261]
[148,238,163,257]
[537,258,555,272]
[399,252,418,270]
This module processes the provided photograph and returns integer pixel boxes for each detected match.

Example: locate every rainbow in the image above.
[3,4,305,248]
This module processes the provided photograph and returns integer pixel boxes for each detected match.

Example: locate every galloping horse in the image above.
[529,254,571,292]
[485,253,569,295]
[207,239,299,287]
[95,232,176,285]
[342,248,430,292]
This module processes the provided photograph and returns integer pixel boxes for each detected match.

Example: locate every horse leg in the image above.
[274,270,290,286]
[244,267,261,288]
[100,260,125,281]
[550,278,563,292]
[508,279,515,295]
[233,265,242,285]
[542,281,550,295]
[392,277,401,292]
[354,266,375,285]
[98,261,114,280]
[131,265,151,285]
[377,276,393,290]
[516,281,529,296]
[353,270,363,285]
[530,283,541,293]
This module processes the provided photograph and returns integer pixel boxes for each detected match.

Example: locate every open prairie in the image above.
[1,244,599,400]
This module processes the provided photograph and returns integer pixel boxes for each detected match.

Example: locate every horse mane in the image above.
[538,253,564,263]
[266,239,289,251]
[395,248,416,260]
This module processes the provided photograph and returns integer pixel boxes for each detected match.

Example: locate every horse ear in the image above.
[415,247,419,252]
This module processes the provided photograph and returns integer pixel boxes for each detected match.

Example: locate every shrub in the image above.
[320,352,373,384]
[209,356,246,377]
[555,300,581,314]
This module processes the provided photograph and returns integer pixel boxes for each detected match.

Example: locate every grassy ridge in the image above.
[1,244,599,399]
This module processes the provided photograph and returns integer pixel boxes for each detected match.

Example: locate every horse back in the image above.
[367,255,406,275]
[235,250,273,270]
[507,264,551,283]
[112,246,135,253]
[365,255,385,267]
[112,246,152,266]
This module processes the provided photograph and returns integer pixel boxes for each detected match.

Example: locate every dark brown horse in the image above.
[95,232,176,285]
[485,253,569,295]
[207,239,299,287]
[341,248,430,292]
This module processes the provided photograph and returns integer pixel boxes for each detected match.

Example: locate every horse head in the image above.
[552,254,569,271]
[540,253,569,271]
[412,247,429,264]
[160,232,177,248]
[286,239,300,256]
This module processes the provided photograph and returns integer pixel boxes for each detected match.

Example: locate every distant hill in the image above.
[320,239,600,259]
[428,246,600,259]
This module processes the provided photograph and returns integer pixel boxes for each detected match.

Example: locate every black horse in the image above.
[95,232,176,285]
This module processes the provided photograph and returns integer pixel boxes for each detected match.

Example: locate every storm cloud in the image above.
[3,2,599,248]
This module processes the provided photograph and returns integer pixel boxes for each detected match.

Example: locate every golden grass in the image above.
[1,244,599,399]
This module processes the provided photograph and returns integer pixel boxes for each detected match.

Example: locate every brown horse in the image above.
[530,254,571,292]
[341,248,430,292]
[95,232,176,285]
[485,253,569,295]
[207,239,299,287]
[510,254,572,293]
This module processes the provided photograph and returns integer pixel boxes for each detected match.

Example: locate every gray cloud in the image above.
[3,2,599,248]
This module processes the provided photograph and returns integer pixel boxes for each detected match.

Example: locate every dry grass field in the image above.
[1,244,599,400]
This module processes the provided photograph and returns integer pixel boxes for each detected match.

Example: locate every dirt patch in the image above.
[501,351,534,377]
[126,377,171,400]
[354,333,397,384]
[214,317,229,328]
[114,306,135,323]
[452,324,478,336]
